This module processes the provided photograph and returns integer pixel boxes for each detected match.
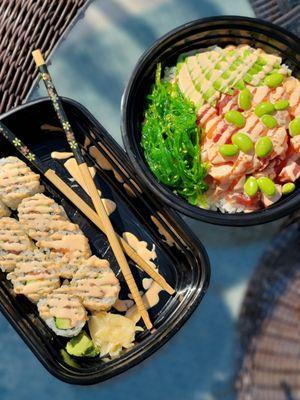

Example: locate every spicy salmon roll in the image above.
[49,250,88,280]
[35,219,91,256]
[17,193,69,241]
[18,193,91,278]
[37,285,87,337]
[71,255,120,312]
[7,249,60,303]
[0,157,44,210]
[0,217,34,273]
[36,223,91,279]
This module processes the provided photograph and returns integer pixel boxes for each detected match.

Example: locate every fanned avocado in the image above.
[176,45,288,106]
[55,317,71,330]
[243,55,281,85]
[66,331,100,358]
[178,62,203,106]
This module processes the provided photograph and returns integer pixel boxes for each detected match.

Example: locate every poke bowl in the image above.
[121,16,300,226]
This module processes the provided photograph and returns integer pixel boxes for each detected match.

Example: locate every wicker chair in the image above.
[250,0,300,37]
[0,1,300,397]
[0,0,87,113]
[0,0,298,115]
[236,218,300,400]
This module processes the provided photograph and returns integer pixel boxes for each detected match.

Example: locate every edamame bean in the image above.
[289,117,300,137]
[224,110,246,128]
[282,182,296,195]
[244,177,258,197]
[257,177,276,196]
[232,132,254,153]
[238,88,252,111]
[264,72,284,88]
[255,137,273,158]
[261,115,278,129]
[219,144,239,157]
[254,102,275,117]
[274,99,289,110]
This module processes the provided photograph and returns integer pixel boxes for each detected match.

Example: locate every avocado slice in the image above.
[55,317,71,330]
[177,46,286,106]
[66,331,100,358]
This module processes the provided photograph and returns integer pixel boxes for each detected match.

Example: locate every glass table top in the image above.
[0,1,287,399]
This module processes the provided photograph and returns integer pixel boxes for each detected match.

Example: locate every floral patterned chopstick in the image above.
[32,50,84,164]
[0,121,43,170]
[32,50,156,330]
[0,117,174,300]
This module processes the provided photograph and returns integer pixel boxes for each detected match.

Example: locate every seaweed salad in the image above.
[141,64,208,205]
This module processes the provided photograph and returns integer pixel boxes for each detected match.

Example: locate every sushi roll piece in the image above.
[0,217,34,273]
[35,219,91,256]
[18,193,69,241]
[0,199,11,217]
[18,193,91,278]
[36,223,91,279]
[0,157,44,210]
[7,249,60,303]
[37,285,87,337]
[49,250,87,280]
[71,255,120,312]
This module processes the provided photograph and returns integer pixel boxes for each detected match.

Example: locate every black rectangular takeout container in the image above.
[0,98,210,384]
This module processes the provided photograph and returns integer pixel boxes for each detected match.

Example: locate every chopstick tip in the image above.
[168,287,176,296]
[32,49,45,67]
[143,315,153,330]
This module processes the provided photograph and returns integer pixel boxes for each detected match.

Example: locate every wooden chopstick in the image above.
[45,170,175,295]
[32,50,154,328]
[0,121,173,329]
[0,121,174,297]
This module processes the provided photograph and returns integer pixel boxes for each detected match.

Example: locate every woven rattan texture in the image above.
[251,0,300,36]
[236,219,300,400]
[0,0,87,113]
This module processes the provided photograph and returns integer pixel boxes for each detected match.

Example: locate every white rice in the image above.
[200,195,248,214]
[280,63,292,75]
[44,317,85,337]
[37,297,86,337]
[211,198,246,214]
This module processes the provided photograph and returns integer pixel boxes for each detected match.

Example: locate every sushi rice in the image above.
[37,286,87,338]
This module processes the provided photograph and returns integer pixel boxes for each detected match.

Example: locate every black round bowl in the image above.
[121,16,300,226]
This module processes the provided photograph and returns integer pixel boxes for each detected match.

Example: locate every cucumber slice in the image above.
[55,317,71,330]
[66,331,100,358]
[60,350,79,368]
